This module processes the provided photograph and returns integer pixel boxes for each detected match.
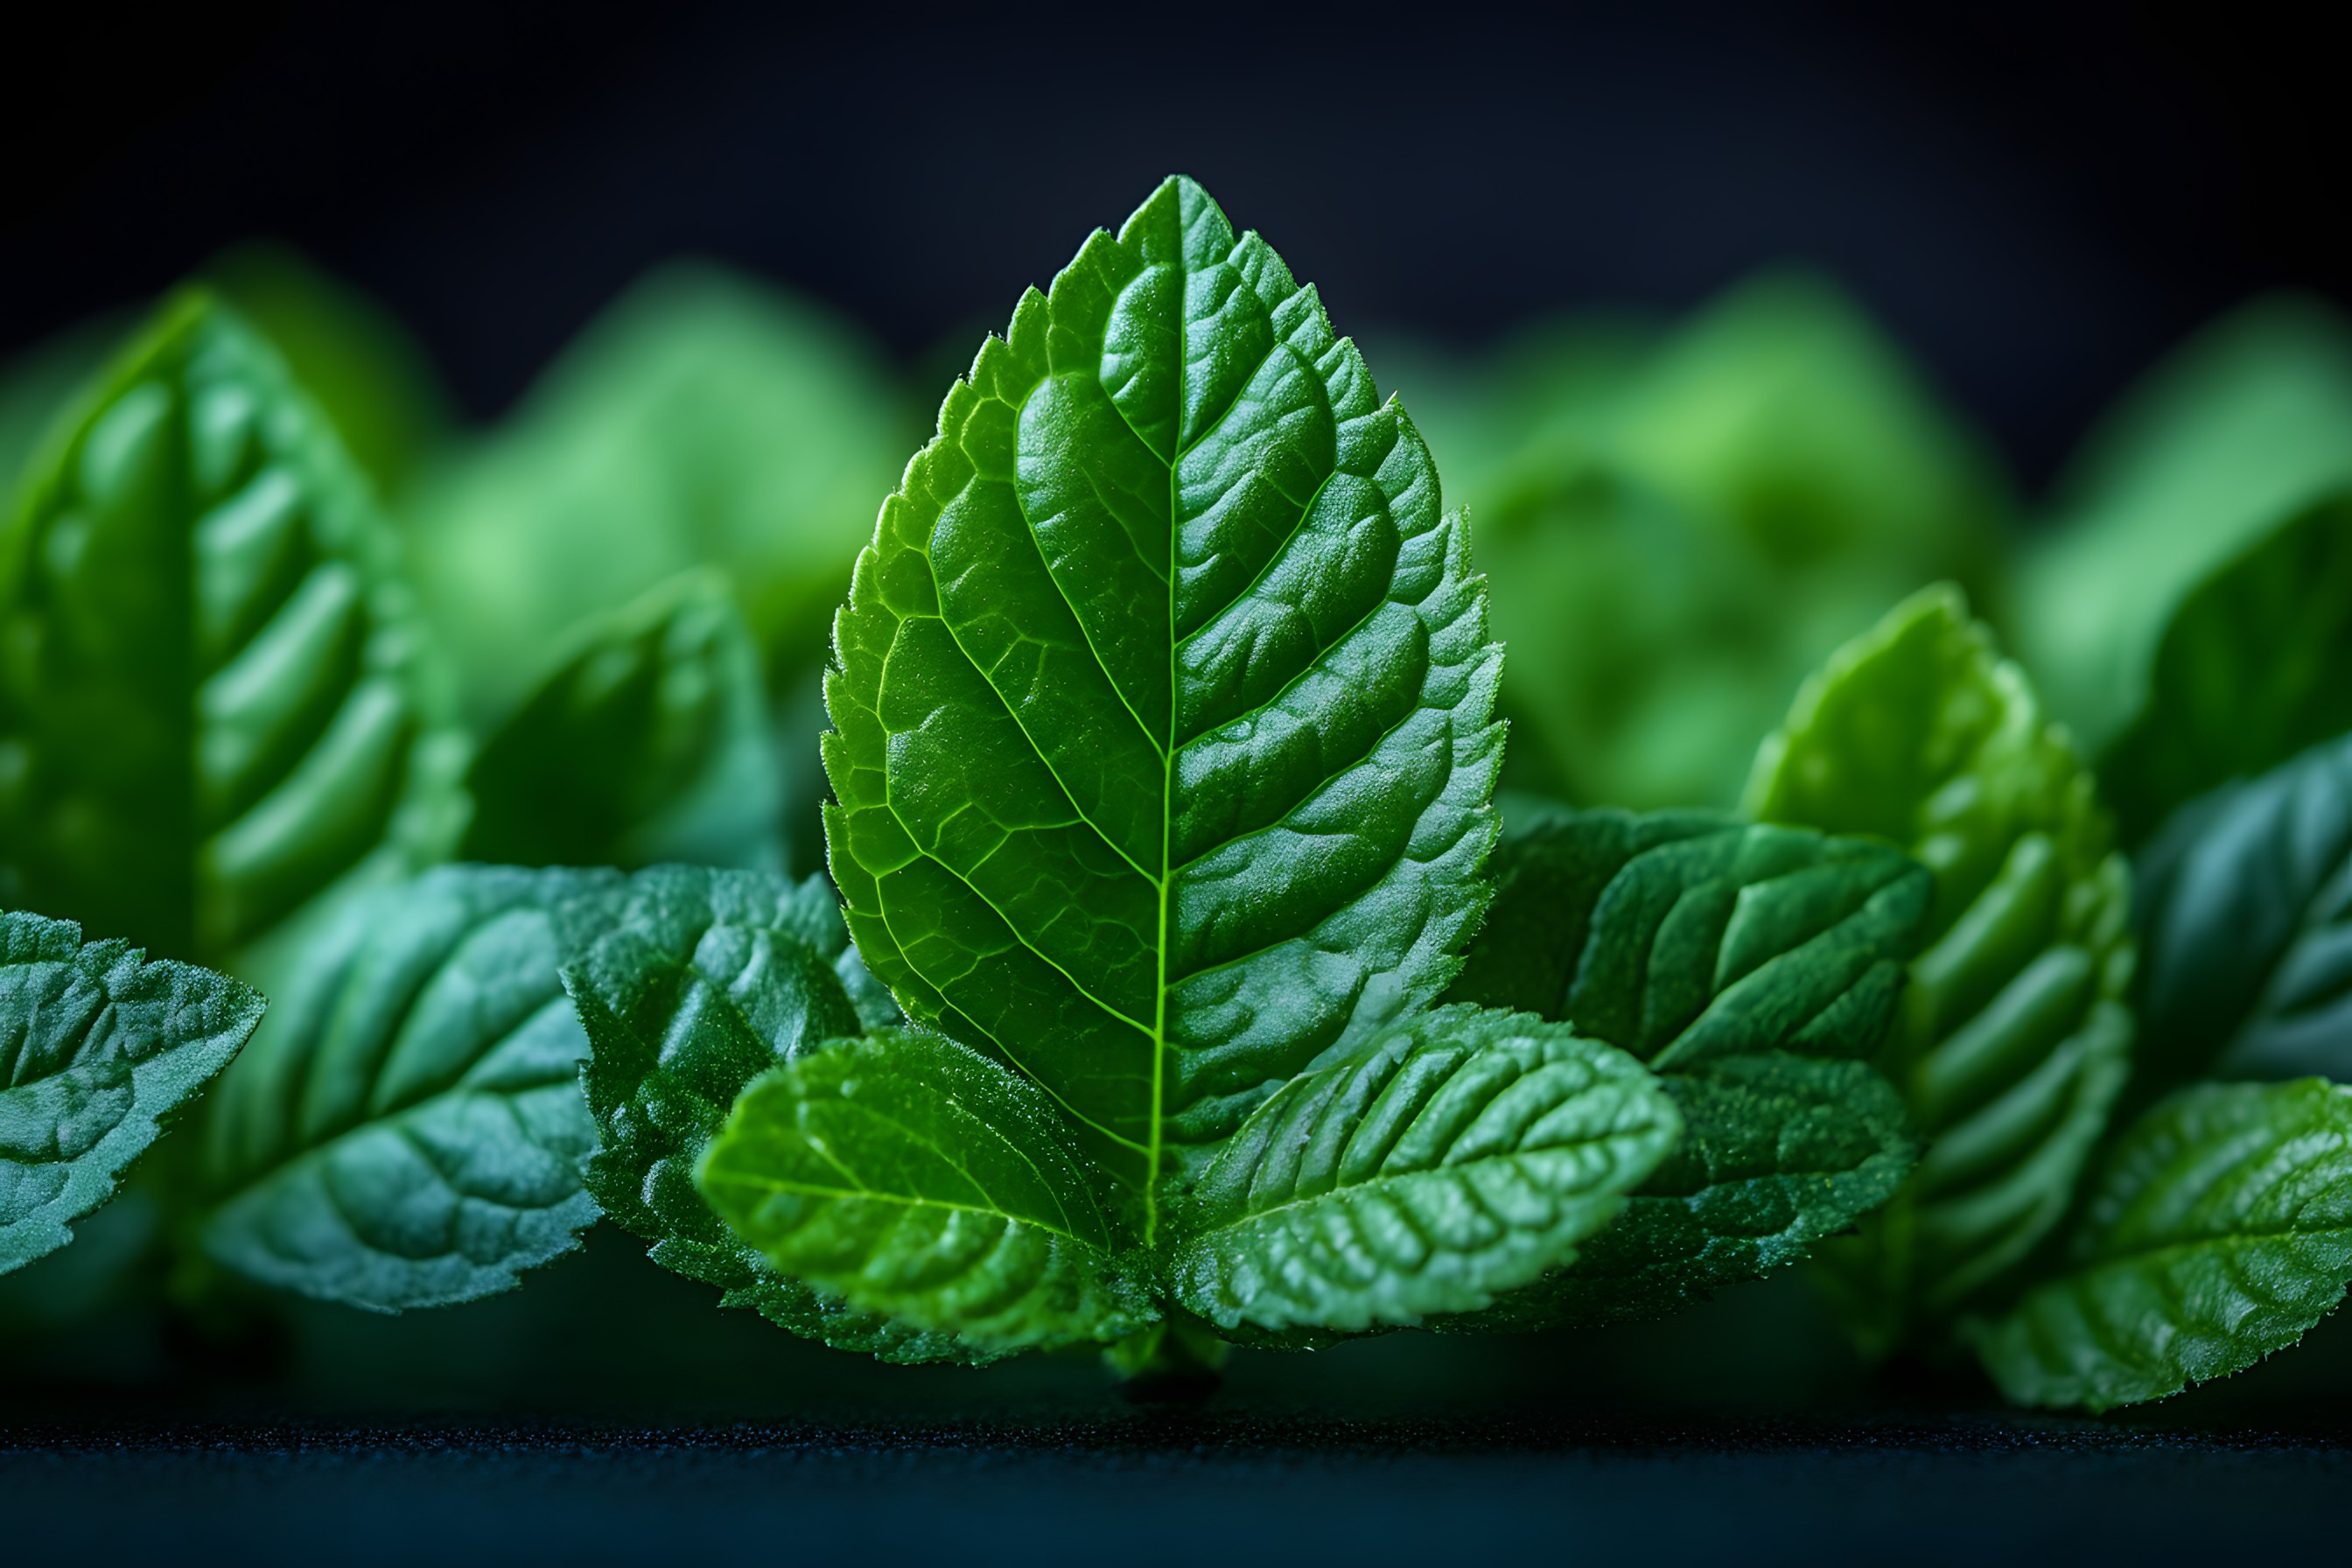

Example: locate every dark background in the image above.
[4,0,2348,490]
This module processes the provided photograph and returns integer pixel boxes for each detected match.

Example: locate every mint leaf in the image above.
[563,864,986,1363]
[2135,731,2352,1089]
[200,865,618,1310]
[403,263,912,727]
[1970,1078,2352,1412]
[0,292,460,966]
[3,909,263,1273]
[461,573,782,872]
[1168,1004,1678,1340]
[1748,585,2134,1349]
[2014,295,2352,750]
[2102,491,2352,846]
[1446,808,1926,1323]
[697,1027,1157,1354]
[823,176,1502,1241]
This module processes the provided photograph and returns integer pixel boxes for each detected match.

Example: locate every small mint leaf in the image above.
[4,909,264,1274]
[698,1027,1156,1355]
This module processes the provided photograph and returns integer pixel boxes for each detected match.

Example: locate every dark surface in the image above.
[5,2,2350,488]
[10,1222,2352,1565]
[7,1404,2348,1564]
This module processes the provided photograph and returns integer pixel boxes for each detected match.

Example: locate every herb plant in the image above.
[4,174,2351,1414]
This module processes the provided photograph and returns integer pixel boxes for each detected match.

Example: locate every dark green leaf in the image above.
[561,865,984,1363]
[1748,585,2134,1348]
[2102,492,2352,846]
[1446,808,1928,1323]
[461,572,782,872]
[2014,295,2352,748]
[0,292,462,967]
[2134,731,2352,1090]
[1970,1078,2352,1412]
[1441,1053,1914,1329]
[822,176,1502,1242]
[699,1026,1157,1354]
[3,909,263,1274]
[1168,1004,1678,1339]
[200,865,618,1310]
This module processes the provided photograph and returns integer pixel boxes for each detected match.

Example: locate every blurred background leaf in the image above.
[1375,271,2012,810]
[398,262,918,732]
[2012,296,2352,752]
[202,244,457,501]
[460,571,782,872]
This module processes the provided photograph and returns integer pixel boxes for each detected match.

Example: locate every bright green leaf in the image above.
[402,262,914,724]
[563,864,988,1363]
[698,1026,1157,1355]
[2013,296,2352,749]
[1168,1004,1679,1339]
[2134,730,2352,1090]
[1446,808,1927,1323]
[822,176,1502,1241]
[1748,585,2135,1350]
[461,572,781,872]
[2101,491,2352,846]
[1970,1078,2352,1412]
[0,292,462,968]
[200,865,618,1310]
[3,908,264,1274]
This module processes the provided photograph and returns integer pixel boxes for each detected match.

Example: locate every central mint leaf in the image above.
[823,177,1502,1234]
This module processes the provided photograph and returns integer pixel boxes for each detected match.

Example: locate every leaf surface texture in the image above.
[1169,1004,1677,1337]
[1447,808,1927,1322]
[1972,1078,2352,1411]
[699,1027,1155,1354]
[201,865,617,1309]
[822,176,1502,1235]
[2,910,263,1273]
[563,865,984,1362]
[1747,586,2135,1348]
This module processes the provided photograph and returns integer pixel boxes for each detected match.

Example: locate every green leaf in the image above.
[200,865,618,1310]
[2101,491,2352,846]
[0,291,461,967]
[1970,1078,2352,1412]
[822,176,1502,1242]
[3,908,263,1274]
[1446,808,1928,1323]
[402,262,914,725]
[1168,1004,1679,1339]
[1748,585,2135,1348]
[698,1026,1157,1354]
[2013,295,2352,749]
[561,864,986,1363]
[460,572,782,872]
[2133,730,2352,1091]
[202,244,453,499]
